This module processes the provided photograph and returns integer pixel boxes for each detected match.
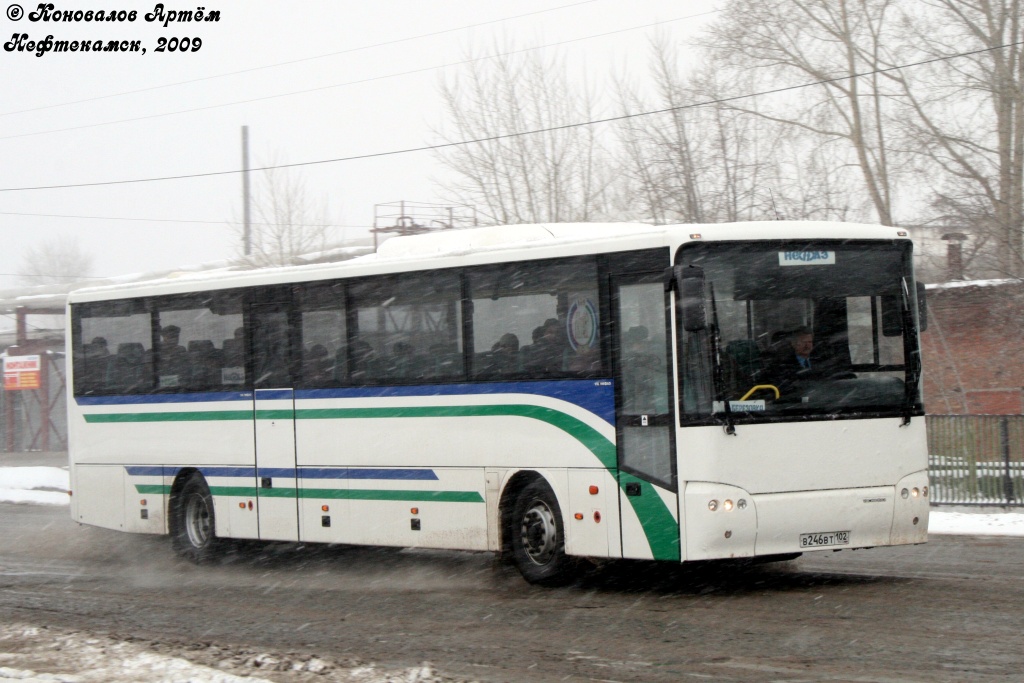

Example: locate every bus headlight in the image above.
[708,499,719,511]
[901,488,909,499]
[723,499,734,511]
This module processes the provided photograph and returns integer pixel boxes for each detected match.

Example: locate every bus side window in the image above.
[298,283,346,388]
[469,258,600,380]
[76,305,153,396]
[155,294,244,392]
[349,272,463,385]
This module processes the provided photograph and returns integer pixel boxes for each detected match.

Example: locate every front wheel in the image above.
[511,480,575,586]
[171,474,223,563]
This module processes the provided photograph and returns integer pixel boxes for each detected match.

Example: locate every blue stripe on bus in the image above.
[255,389,293,400]
[77,380,616,425]
[124,466,438,481]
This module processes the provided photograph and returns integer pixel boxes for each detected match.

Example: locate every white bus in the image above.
[67,221,930,585]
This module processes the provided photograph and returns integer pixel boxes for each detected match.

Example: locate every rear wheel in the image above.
[171,474,222,563]
[511,479,574,586]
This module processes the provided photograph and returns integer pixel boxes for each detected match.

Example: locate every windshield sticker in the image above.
[779,250,836,266]
[713,400,766,412]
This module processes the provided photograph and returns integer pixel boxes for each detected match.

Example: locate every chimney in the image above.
[941,233,968,281]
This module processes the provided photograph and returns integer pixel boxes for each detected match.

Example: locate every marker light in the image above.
[140,499,147,506]
[410,507,419,515]
[593,511,602,523]
[322,505,330,512]
[248,500,253,511]
[589,485,599,495]
[238,502,246,509]
[897,231,908,237]
[922,486,929,497]
[708,500,719,511]
[901,488,909,499]
[690,233,703,240]
[574,513,584,520]
[723,500,734,512]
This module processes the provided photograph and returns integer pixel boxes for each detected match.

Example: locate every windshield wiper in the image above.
[708,283,736,435]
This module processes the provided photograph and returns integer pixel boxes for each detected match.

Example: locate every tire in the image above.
[171,474,222,563]
[510,479,575,586]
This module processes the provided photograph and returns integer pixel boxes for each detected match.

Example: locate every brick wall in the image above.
[920,280,1024,415]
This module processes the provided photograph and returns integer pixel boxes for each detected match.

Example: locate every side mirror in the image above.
[675,266,707,332]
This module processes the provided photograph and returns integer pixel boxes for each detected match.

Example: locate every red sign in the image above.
[3,355,41,391]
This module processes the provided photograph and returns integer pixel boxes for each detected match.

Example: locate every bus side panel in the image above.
[71,396,258,541]
[122,468,166,534]
[565,468,620,558]
[71,464,125,532]
[331,468,489,550]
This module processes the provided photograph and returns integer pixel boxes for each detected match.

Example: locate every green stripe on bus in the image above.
[303,489,484,503]
[618,472,681,561]
[137,483,483,504]
[85,411,253,423]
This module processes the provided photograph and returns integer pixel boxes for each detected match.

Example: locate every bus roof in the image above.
[67,221,910,303]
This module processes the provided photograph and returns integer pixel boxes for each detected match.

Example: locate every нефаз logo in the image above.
[779,250,836,266]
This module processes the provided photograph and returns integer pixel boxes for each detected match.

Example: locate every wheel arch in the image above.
[168,467,202,518]
[498,470,559,557]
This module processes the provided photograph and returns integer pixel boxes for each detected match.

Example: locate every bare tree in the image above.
[700,0,905,226]
[433,41,618,224]
[615,37,860,225]
[233,157,333,267]
[18,236,95,285]
[892,0,1024,278]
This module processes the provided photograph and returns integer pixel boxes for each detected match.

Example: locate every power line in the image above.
[0,0,602,119]
[0,211,373,229]
[2,40,1019,194]
[0,10,718,142]
[0,273,106,280]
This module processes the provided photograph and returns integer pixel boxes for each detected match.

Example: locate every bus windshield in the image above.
[676,240,922,424]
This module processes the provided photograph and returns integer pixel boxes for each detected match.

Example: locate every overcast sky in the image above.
[0,0,719,288]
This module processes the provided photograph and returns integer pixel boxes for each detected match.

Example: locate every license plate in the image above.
[800,531,850,548]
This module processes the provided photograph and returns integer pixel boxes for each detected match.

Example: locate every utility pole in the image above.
[242,125,251,256]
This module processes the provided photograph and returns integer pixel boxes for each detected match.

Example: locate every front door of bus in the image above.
[613,272,680,561]
[251,303,300,542]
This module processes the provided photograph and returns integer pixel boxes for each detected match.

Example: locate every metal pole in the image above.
[242,126,252,256]
[1001,417,1014,505]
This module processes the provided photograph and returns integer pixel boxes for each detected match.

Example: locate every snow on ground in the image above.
[0,623,452,683]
